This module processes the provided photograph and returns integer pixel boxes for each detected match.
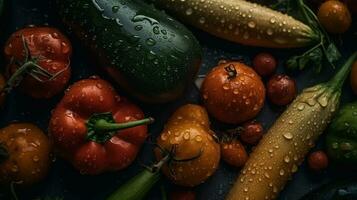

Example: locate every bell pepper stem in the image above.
[0,144,9,164]
[328,52,357,90]
[94,117,154,132]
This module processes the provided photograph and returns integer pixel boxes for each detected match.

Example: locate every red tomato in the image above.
[267,74,297,106]
[252,53,277,77]
[4,27,72,98]
[49,77,151,174]
[240,121,264,145]
[308,151,329,171]
[220,139,248,168]
[201,62,266,124]
[170,190,196,200]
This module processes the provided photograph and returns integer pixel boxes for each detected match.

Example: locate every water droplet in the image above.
[284,155,290,163]
[199,17,206,24]
[279,169,285,176]
[248,21,256,28]
[223,85,230,90]
[146,38,156,46]
[135,25,143,31]
[186,8,193,15]
[112,5,119,13]
[266,28,274,36]
[33,156,39,162]
[283,132,293,140]
[291,164,298,172]
[244,187,248,192]
[195,135,203,142]
[153,26,160,34]
[183,132,190,140]
[264,172,270,178]
[270,17,276,24]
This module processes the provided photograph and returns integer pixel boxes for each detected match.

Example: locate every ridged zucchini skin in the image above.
[55,0,202,103]
[150,0,319,48]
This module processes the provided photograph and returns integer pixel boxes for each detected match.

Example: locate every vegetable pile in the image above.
[0,0,356,199]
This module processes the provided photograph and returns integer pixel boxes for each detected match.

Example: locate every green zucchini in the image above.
[149,0,319,48]
[55,0,202,103]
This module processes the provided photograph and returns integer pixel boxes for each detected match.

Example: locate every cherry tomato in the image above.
[0,123,51,186]
[4,27,72,98]
[201,62,265,124]
[308,150,329,171]
[252,53,277,77]
[220,139,248,168]
[267,74,297,106]
[170,190,196,200]
[350,61,357,95]
[318,0,352,34]
[0,74,6,107]
[240,121,264,145]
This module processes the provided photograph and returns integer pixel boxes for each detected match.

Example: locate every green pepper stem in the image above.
[0,144,9,164]
[328,52,357,90]
[94,117,154,132]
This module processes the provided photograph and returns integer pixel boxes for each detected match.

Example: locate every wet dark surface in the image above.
[0,0,356,199]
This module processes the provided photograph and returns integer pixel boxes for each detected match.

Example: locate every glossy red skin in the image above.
[267,74,297,106]
[4,27,71,98]
[49,77,148,174]
[252,53,277,77]
[170,190,196,200]
[201,62,266,124]
[308,151,329,171]
[240,121,264,145]
[220,140,248,168]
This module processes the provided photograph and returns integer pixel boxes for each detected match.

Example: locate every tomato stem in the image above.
[225,64,237,79]
[94,117,154,132]
[0,144,9,164]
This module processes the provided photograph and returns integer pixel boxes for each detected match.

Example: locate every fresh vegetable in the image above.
[4,27,71,98]
[317,0,352,34]
[0,74,6,107]
[221,138,248,168]
[253,53,277,77]
[300,179,357,200]
[307,150,329,171]
[151,0,317,48]
[155,104,220,187]
[0,123,51,186]
[350,61,357,94]
[267,74,297,106]
[151,0,341,71]
[226,52,357,200]
[55,0,202,103]
[326,102,357,165]
[170,189,196,200]
[49,77,153,174]
[107,155,169,200]
[240,121,264,145]
[201,62,265,124]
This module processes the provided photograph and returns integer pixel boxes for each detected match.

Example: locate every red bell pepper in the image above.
[49,77,153,174]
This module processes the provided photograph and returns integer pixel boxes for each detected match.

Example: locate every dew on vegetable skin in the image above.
[33,156,40,162]
[134,25,143,31]
[264,172,270,178]
[146,38,156,46]
[291,164,298,173]
[248,21,256,28]
[112,5,119,13]
[186,8,193,15]
[243,187,249,192]
[195,135,203,142]
[284,155,290,163]
[279,169,285,176]
[283,132,293,140]
[266,28,274,36]
[199,17,206,24]
[153,26,160,34]
[270,17,276,24]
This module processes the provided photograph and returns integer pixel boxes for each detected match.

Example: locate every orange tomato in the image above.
[201,62,265,124]
[318,0,352,34]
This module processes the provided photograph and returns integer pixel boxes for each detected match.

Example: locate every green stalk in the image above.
[94,117,154,132]
[328,52,357,90]
[107,155,169,200]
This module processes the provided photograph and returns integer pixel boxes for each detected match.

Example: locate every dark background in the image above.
[0,0,356,199]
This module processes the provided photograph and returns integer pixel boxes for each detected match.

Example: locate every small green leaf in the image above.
[326,43,341,64]
[286,56,299,70]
